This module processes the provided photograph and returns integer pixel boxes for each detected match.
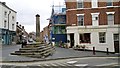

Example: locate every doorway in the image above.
[114,34,119,53]
[70,34,74,48]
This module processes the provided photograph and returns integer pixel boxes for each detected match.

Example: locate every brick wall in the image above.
[66,1,120,26]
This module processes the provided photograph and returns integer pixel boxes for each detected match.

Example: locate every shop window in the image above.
[99,32,106,43]
[80,33,91,43]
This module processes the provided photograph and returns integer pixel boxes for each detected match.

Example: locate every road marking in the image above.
[54,63,66,66]
[47,63,58,66]
[41,64,50,66]
[95,63,118,66]
[74,64,88,66]
[66,61,77,64]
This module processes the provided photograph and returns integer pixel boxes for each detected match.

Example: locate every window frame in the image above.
[12,16,15,21]
[4,11,7,18]
[107,14,114,25]
[4,20,7,28]
[91,13,99,26]
[77,0,84,8]
[106,0,113,7]
[99,32,106,43]
[12,24,14,30]
[77,15,84,26]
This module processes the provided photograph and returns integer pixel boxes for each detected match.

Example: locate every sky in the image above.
[1,0,65,33]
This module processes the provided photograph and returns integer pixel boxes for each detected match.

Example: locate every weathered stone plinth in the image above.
[11,44,55,58]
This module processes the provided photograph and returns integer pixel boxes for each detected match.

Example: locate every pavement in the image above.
[0,44,39,62]
[0,44,119,62]
[0,57,119,67]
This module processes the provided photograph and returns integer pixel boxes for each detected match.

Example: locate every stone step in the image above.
[25,55,42,58]
[12,46,55,55]
[11,52,34,55]
[19,45,48,50]
[11,44,56,58]
[19,46,51,52]
[15,48,52,53]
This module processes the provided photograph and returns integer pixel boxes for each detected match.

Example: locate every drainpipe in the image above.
[8,11,11,45]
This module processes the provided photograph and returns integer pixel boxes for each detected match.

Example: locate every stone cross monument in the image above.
[36,14,40,42]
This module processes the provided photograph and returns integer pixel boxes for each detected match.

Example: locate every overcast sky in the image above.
[1,0,65,33]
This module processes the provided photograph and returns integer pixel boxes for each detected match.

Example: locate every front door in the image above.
[114,34,119,53]
[70,34,74,48]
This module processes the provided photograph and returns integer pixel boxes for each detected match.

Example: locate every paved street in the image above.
[0,57,119,68]
[0,44,118,62]
[1,44,39,61]
[46,47,117,59]
[0,44,119,68]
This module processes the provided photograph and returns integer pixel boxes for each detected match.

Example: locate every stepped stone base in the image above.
[11,44,55,58]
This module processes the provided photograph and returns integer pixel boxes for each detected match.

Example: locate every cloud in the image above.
[1,0,65,33]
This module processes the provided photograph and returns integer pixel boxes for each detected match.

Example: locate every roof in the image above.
[0,2,17,13]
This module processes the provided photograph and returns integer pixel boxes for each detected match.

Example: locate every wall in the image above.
[52,34,67,43]
[67,25,119,52]
[0,3,16,31]
[0,4,3,28]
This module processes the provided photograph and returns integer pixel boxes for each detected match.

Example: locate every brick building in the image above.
[16,22,28,44]
[65,0,120,53]
[40,26,50,44]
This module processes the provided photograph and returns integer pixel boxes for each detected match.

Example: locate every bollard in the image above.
[106,48,109,55]
[93,47,96,55]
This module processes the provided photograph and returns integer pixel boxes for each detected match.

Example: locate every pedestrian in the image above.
[21,39,27,48]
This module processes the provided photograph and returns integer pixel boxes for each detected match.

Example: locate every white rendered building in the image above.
[0,2,17,45]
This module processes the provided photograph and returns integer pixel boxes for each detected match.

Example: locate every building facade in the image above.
[0,2,17,45]
[65,0,120,53]
[43,26,50,44]
[49,7,67,45]
[16,22,29,44]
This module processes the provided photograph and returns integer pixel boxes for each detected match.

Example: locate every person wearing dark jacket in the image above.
[21,39,27,48]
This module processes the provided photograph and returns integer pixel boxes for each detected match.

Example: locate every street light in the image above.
[7,11,11,45]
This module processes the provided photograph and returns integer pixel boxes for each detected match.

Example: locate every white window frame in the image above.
[4,20,7,28]
[91,0,98,8]
[12,24,14,30]
[77,0,84,9]
[4,11,7,18]
[77,14,84,26]
[12,16,15,21]
[106,12,115,25]
[91,13,99,26]
[99,32,106,43]
[106,0,113,7]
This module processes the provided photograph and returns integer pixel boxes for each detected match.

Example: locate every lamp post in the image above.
[7,11,11,45]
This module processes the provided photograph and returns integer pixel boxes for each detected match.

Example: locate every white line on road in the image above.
[74,64,88,66]
[66,61,77,64]
[95,63,118,66]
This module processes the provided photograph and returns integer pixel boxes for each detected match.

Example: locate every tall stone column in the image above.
[36,14,40,42]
